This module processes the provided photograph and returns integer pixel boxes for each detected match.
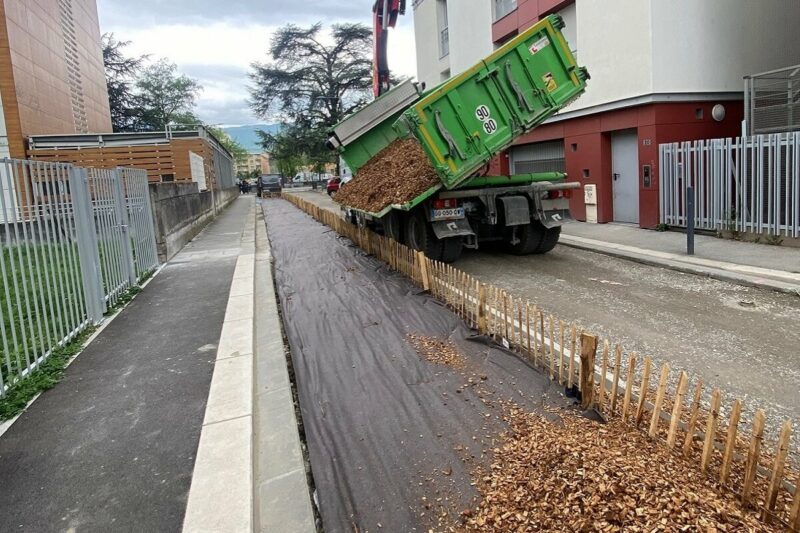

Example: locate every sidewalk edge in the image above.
[183,200,256,533]
[559,236,800,296]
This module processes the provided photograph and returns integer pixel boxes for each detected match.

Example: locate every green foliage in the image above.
[135,60,202,131]
[764,234,784,246]
[249,23,373,172]
[0,326,96,421]
[102,33,148,132]
[206,126,249,164]
[102,36,203,133]
[654,223,669,232]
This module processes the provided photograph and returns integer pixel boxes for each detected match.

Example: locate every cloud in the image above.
[97,1,418,125]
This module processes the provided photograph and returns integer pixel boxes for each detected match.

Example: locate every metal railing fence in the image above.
[0,159,159,397]
[659,133,800,239]
[745,64,800,136]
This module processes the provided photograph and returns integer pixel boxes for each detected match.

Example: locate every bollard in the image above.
[686,185,695,255]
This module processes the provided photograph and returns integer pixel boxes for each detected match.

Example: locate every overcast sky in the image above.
[96,0,418,126]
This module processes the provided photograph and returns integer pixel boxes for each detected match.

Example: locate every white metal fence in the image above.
[659,132,800,238]
[0,159,158,397]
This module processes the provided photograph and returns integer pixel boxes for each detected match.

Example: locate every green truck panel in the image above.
[333,14,588,214]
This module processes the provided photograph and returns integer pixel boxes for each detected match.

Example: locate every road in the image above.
[290,190,800,438]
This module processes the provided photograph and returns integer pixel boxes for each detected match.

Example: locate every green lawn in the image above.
[0,242,86,387]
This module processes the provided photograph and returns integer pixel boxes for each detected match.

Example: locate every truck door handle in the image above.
[613,173,620,181]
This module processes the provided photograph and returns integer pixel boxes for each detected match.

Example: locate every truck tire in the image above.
[504,222,545,255]
[405,210,444,261]
[440,237,463,263]
[533,225,561,254]
[381,211,404,243]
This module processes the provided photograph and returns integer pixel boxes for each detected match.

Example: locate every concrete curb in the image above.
[183,201,256,533]
[560,235,800,296]
[253,202,317,532]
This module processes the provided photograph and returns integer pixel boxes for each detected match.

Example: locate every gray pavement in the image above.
[290,190,800,437]
[562,220,800,274]
[0,197,252,532]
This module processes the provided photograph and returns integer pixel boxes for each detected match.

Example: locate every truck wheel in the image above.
[440,237,463,263]
[533,225,561,254]
[504,222,545,255]
[405,210,443,261]
[381,211,404,243]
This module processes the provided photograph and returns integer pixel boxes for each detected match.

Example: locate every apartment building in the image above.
[413,0,800,227]
[0,0,112,160]
[237,152,271,177]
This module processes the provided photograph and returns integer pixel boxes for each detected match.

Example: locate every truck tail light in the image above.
[546,189,572,200]
[433,198,458,209]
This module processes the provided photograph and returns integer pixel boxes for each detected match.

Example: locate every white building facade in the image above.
[412,0,800,227]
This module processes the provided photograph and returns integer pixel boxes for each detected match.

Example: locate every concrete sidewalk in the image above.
[561,221,800,294]
[0,197,252,532]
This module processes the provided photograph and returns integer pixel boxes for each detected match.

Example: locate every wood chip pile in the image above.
[458,404,778,532]
[334,138,440,213]
[407,334,465,369]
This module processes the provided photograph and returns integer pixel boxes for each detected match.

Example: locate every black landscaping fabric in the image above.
[263,199,570,533]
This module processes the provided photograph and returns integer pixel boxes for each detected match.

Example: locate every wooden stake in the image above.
[598,340,609,412]
[719,399,742,485]
[548,315,555,379]
[503,292,510,341]
[558,320,566,385]
[610,345,622,414]
[763,420,792,523]
[579,333,598,409]
[682,380,705,457]
[417,252,430,291]
[741,409,765,506]
[525,302,532,361]
[700,388,722,473]
[622,353,637,422]
[789,473,800,530]
[666,371,689,449]
[477,284,487,334]
[531,305,539,365]
[538,311,544,363]
[567,324,577,389]
[647,363,670,437]
[634,357,653,426]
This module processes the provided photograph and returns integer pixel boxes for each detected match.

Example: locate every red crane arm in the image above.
[373,0,406,98]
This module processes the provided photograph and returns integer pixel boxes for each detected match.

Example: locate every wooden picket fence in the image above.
[280,194,800,531]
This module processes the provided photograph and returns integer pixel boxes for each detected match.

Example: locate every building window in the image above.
[494,0,517,21]
[511,141,566,174]
[437,0,449,58]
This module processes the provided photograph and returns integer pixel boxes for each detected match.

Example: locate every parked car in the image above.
[327,177,341,196]
[257,174,283,197]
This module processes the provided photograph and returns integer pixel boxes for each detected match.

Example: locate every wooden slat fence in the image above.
[281,193,800,531]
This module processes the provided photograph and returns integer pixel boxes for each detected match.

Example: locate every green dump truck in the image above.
[327,15,589,263]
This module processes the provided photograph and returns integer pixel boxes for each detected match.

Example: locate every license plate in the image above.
[431,207,465,220]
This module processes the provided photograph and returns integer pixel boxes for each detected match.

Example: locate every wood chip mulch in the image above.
[455,405,778,532]
[334,138,441,213]
[407,334,465,369]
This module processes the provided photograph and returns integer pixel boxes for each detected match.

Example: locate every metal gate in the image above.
[659,132,800,238]
[0,159,159,396]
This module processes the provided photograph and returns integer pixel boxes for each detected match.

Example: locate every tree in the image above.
[206,126,249,164]
[258,127,306,179]
[101,33,147,132]
[135,60,202,131]
[249,23,373,169]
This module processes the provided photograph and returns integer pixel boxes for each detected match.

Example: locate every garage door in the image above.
[510,140,566,174]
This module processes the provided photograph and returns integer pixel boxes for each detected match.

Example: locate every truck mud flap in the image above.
[499,196,530,226]
[538,207,572,228]
[431,218,475,239]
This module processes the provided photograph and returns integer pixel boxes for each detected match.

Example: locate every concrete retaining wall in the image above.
[149,183,239,261]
